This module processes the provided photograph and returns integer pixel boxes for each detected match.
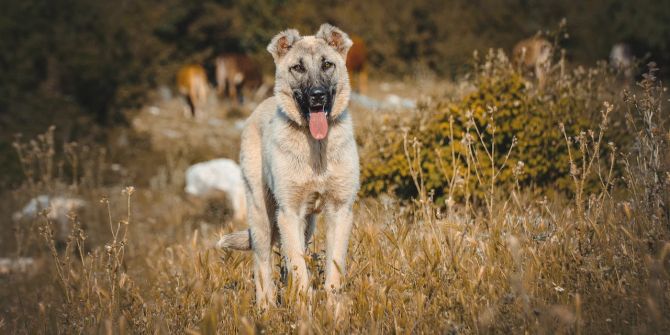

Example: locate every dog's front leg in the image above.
[277,209,310,298]
[249,209,275,309]
[324,204,354,294]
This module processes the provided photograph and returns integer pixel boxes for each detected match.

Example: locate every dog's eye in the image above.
[322,61,334,71]
[291,64,306,73]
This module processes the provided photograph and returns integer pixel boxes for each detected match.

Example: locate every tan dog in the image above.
[512,36,552,88]
[177,64,209,117]
[217,23,359,308]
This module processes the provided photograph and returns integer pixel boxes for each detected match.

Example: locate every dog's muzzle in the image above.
[293,86,335,141]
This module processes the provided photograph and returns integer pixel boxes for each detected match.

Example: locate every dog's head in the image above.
[267,23,353,140]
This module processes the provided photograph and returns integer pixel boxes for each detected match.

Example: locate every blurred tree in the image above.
[2,0,668,128]
[1,0,669,187]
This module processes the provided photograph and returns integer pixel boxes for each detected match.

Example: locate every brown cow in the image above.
[215,54,264,105]
[177,64,209,117]
[346,35,368,94]
[512,36,552,89]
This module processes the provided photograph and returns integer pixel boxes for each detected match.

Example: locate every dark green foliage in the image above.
[2,0,669,125]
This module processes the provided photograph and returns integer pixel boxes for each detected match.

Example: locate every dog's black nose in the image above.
[309,87,327,106]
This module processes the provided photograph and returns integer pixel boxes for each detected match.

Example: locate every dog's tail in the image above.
[216,229,252,250]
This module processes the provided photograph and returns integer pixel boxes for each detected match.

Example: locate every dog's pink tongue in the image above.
[309,111,328,140]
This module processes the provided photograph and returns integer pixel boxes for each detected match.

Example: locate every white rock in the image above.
[385,94,402,106]
[185,159,246,222]
[351,92,416,110]
[0,257,41,276]
[350,92,381,110]
[148,106,161,115]
[13,195,86,242]
[380,82,392,92]
[234,119,247,130]
[158,85,172,101]
[161,129,181,139]
[208,118,225,127]
[384,94,416,109]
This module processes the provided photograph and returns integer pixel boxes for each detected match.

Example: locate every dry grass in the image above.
[1,62,669,334]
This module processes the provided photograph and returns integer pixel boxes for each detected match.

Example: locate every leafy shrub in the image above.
[360,49,618,202]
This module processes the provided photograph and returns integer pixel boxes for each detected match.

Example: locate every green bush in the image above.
[360,50,616,202]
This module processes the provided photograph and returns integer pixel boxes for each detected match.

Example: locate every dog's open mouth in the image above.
[308,107,328,140]
[293,86,335,141]
[293,86,335,140]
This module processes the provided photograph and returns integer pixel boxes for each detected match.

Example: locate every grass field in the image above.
[1,52,669,334]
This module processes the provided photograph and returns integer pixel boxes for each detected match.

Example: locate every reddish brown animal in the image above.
[215,54,264,105]
[177,64,209,117]
[346,35,368,94]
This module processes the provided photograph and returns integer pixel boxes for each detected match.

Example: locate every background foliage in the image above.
[2,0,669,122]
[1,0,669,188]
[360,49,620,201]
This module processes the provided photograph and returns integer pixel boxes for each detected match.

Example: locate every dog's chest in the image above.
[292,156,337,195]
[273,162,340,215]
[270,140,352,211]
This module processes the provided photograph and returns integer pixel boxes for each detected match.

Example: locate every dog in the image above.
[217,23,359,308]
[176,64,209,117]
[512,36,552,89]
[215,54,264,105]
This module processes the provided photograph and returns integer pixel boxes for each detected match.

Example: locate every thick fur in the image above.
[512,36,552,88]
[217,229,251,250]
[217,23,359,308]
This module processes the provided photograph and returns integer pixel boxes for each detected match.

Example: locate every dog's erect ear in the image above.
[315,23,353,58]
[267,29,301,62]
